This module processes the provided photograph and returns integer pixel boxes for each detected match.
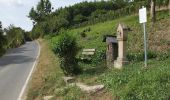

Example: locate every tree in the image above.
[29,8,38,22]
[73,14,87,24]
[150,0,156,23]
[0,21,6,56]
[5,25,25,48]
[28,0,52,22]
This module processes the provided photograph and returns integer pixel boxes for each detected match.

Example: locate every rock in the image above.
[62,76,75,85]
[76,83,104,94]
[43,96,54,100]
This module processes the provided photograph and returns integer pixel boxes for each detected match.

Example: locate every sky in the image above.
[0,0,94,31]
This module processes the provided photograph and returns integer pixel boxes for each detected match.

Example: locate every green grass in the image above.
[99,58,170,99]
[70,10,170,54]
[28,10,170,99]
[67,10,170,99]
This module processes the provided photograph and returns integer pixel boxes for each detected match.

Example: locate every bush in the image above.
[80,32,86,38]
[127,51,157,62]
[92,49,106,64]
[52,32,81,75]
[24,32,33,41]
[0,21,7,56]
[5,26,25,48]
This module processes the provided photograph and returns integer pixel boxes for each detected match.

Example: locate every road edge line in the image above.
[17,41,41,100]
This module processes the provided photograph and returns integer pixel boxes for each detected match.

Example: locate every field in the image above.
[27,10,170,99]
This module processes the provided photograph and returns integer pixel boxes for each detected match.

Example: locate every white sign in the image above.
[3,32,6,36]
[139,7,147,23]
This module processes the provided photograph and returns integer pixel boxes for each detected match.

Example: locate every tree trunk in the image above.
[150,0,156,23]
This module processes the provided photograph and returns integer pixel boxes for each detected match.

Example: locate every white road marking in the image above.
[17,41,41,100]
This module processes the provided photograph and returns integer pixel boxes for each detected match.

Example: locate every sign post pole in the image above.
[143,22,147,67]
[139,6,147,67]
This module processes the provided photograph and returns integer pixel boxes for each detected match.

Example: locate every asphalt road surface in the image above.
[0,41,40,100]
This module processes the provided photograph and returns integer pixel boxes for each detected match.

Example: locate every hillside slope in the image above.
[70,10,170,55]
[27,10,170,99]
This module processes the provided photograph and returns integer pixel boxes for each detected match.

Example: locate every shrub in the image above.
[92,49,106,64]
[5,25,25,48]
[52,32,81,75]
[127,51,157,62]
[80,32,86,38]
[0,22,6,56]
[24,32,33,41]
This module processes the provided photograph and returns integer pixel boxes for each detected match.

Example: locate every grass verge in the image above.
[26,39,64,100]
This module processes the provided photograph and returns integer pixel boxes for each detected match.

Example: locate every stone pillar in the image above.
[114,23,129,69]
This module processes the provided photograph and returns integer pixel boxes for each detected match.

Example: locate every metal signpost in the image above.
[139,6,147,67]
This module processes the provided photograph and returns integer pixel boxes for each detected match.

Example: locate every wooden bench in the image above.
[81,49,96,60]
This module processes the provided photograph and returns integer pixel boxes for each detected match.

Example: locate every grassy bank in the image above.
[100,58,170,99]
[26,39,64,100]
[27,10,170,99]
[70,10,170,54]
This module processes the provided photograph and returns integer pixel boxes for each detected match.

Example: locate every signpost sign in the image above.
[3,32,6,36]
[139,7,147,23]
[139,6,147,67]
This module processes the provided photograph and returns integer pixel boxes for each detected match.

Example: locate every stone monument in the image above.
[114,23,129,69]
[103,35,118,68]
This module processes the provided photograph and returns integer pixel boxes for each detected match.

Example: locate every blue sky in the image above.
[0,0,93,31]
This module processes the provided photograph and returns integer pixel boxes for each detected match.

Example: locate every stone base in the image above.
[107,61,114,69]
[62,77,75,85]
[114,58,129,69]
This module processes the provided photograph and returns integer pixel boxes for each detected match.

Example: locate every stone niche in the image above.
[103,35,118,68]
[103,23,129,69]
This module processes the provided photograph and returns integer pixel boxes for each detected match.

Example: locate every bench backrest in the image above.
[83,49,95,52]
[82,49,96,55]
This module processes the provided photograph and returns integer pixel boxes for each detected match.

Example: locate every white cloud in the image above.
[0,0,23,7]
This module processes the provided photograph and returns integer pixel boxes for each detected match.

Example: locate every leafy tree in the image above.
[29,8,38,22]
[28,0,52,22]
[29,0,169,37]
[0,21,6,56]
[73,14,87,24]
[5,25,25,48]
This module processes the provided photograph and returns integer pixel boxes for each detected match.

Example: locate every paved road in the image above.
[0,41,40,100]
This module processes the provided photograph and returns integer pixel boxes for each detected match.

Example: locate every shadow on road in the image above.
[0,42,36,67]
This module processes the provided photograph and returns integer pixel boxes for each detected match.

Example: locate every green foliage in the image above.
[0,21,6,56]
[127,51,157,61]
[5,25,25,48]
[55,86,84,99]
[100,58,170,100]
[51,32,81,75]
[73,14,87,24]
[28,0,52,22]
[24,32,33,41]
[92,49,106,64]
[0,22,27,56]
[31,23,46,39]
[80,32,86,38]
[29,0,170,38]
[79,27,91,38]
